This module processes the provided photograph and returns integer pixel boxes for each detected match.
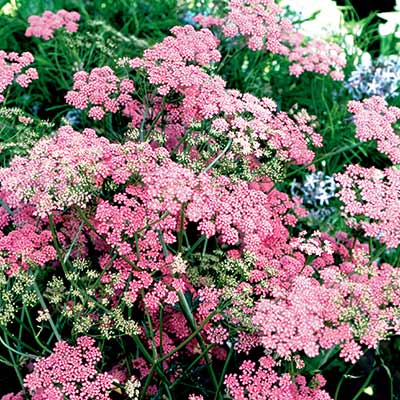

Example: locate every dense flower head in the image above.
[94,152,298,262]
[144,25,221,66]
[287,36,345,80]
[194,0,292,54]
[0,51,38,103]
[24,336,114,399]
[249,232,400,363]
[194,0,346,79]
[0,126,111,216]
[25,9,80,40]
[129,25,220,98]
[128,42,321,165]
[224,356,332,400]
[64,25,321,169]
[347,96,400,164]
[0,223,56,275]
[335,164,400,248]
[211,95,322,165]
[65,67,136,120]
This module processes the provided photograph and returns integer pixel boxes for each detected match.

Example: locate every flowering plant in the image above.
[0,1,399,399]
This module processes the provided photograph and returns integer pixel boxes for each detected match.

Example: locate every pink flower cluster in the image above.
[194,0,291,54]
[65,67,136,120]
[0,223,56,276]
[24,336,113,399]
[0,128,295,275]
[0,51,38,103]
[348,96,400,164]
[64,24,322,167]
[25,9,80,40]
[287,36,345,80]
[0,393,23,400]
[129,29,321,164]
[224,356,332,400]
[194,0,346,79]
[245,232,400,363]
[0,126,111,216]
[212,95,322,165]
[144,24,221,67]
[131,25,220,96]
[336,164,400,248]
[94,148,295,259]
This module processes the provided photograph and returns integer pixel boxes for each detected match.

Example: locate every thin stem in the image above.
[141,362,157,398]
[0,198,14,216]
[32,277,61,342]
[351,368,376,400]
[320,78,335,140]
[62,221,84,265]
[48,214,68,275]
[131,335,170,385]
[335,363,355,400]
[2,333,25,391]
[178,204,186,253]
[0,333,37,360]
[169,344,215,390]
[142,293,158,360]
[204,139,233,173]
[214,345,234,400]
[23,304,52,353]
[160,309,218,362]
[177,292,222,399]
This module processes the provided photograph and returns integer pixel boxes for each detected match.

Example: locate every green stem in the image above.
[0,198,14,216]
[160,309,217,362]
[144,97,166,141]
[0,355,15,368]
[214,345,234,400]
[380,363,393,400]
[5,326,41,355]
[159,304,164,362]
[23,304,52,353]
[141,362,157,398]
[177,292,222,399]
[178,204,186,253]
[204,139,233,173]
[32,278,61,342]
[169,344,215,390]
[2,333,25,391]
[62,221,84,265]
[352,368,376,400]
[320,78,335,140]
[0,333,37,360]
[142,294,157,360]
[335,363,355,400]
[131,335,170,385]
[185,234,206,256]
[48,214,68,274]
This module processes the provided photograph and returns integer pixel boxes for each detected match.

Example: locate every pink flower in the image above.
[348,96,400,164]
[224,357,333,400]
[336,164,400,248]
[66,67,135,121]
[0,51,38,102]
[25,9,80,40]
[24,337,113,399]
[194,0,346,79]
